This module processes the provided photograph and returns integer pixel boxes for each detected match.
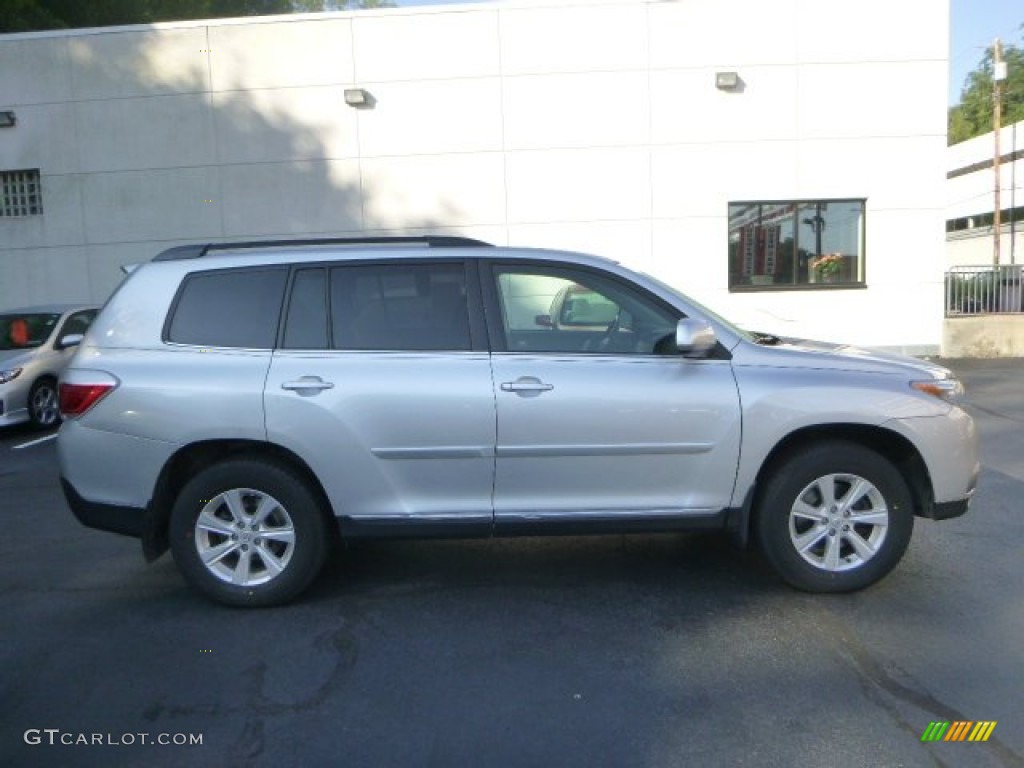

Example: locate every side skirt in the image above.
[338,511,731,540]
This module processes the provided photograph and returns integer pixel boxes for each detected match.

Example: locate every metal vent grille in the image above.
[0,169,43,217]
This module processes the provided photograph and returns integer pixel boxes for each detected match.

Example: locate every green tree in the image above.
[948,32,1024,145]
[0,0,393,33]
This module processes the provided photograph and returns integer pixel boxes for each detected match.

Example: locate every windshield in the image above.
[0,313,60,351]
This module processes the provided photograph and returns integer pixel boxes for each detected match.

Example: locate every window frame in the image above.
[727,198,867,292]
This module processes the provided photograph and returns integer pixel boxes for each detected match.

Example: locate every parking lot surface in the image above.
[1,359,1021,767]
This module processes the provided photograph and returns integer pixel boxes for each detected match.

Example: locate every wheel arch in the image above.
[737,424,933,547]
[142,439,334,562]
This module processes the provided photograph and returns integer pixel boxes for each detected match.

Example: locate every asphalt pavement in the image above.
[0,358,1021,768]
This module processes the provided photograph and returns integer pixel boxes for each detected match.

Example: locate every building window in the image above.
[0,169,43,217]
[728,199,865,290]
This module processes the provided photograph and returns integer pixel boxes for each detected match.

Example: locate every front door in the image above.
[485,263,742,528]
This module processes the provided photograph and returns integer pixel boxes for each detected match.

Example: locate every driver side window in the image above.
[494,266,678,355]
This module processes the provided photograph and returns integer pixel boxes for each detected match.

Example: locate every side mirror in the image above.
[57,333,84,351]
[676,318,717,358]
[535,314,553,328]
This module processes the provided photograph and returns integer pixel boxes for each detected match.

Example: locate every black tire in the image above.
[28,377,61,429]
[169,459,331,607]
[755,441,914,593]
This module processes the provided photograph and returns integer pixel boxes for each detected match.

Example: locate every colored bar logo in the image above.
[921,721,997,742]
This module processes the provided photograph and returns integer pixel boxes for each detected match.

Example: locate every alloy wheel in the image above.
[193,488,296,586]
[788,472,890,572]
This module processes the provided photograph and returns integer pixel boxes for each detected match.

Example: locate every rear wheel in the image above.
[28,377,61,428]
[169,459,331,607]
[755,442,914,592]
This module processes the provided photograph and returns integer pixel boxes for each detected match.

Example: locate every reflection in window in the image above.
[495,268,678,355]
[728,200,865,290]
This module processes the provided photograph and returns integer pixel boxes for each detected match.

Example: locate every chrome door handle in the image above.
[281,376,335,393]
[500,378,554,393]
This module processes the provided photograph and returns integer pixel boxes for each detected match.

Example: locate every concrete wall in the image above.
[0,0,949,351]
[943,316,1024,358]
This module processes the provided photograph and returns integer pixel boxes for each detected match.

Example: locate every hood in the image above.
[0,348,36,368]
[733,335,952,379]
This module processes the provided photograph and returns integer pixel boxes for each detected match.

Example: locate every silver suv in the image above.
[57,237,978,606]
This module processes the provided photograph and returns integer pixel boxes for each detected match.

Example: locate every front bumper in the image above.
[885,408,979,512]
[0,398,29,426]
[924,498,972,520]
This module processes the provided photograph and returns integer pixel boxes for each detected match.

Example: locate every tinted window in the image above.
[283,269,328,349]
[331,263,470,351]
[168,268,288,348]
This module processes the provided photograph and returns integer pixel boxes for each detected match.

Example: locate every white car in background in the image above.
[0,305,98,429]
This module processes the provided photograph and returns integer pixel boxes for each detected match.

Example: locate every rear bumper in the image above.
[61,477,145,538]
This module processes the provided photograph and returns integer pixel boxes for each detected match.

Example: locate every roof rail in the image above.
[152,235,493,261]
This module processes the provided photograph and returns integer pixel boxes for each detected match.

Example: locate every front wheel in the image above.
[755,442,914,593]
[169,459,331,607]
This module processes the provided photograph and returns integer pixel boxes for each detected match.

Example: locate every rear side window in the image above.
[167,268,288,348]
[330,263,470,351]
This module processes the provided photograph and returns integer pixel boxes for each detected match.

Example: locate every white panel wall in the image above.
[649,0,798,68]
[81,167,223,243]
[75,94,217,173]
[503,72,649,150]
[353,10,500,80]
[208,19,354,90]
[0,0,949,350]
[355,79,504,157]
[499,4,648,74]
[362,153,506,229]
[506,148,650,223]
[212,86,359,165]
[220,160,363,236]
[67,27,209,98]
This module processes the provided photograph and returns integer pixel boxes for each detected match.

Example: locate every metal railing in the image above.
[945,264,1024,316]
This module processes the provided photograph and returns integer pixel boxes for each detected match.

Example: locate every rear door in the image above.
[264,260,495,533]
[484,261,742,528]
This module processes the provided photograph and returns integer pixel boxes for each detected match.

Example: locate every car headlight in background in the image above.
[0,368,23,385]
[910,377,965,404]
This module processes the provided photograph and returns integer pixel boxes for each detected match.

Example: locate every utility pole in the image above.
[993,39,1006,265]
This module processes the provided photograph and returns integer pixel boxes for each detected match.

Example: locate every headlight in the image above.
[910,377,964,404]
[0,367,23,385]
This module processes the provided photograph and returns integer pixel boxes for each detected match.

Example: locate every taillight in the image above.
[59,382,115,417]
